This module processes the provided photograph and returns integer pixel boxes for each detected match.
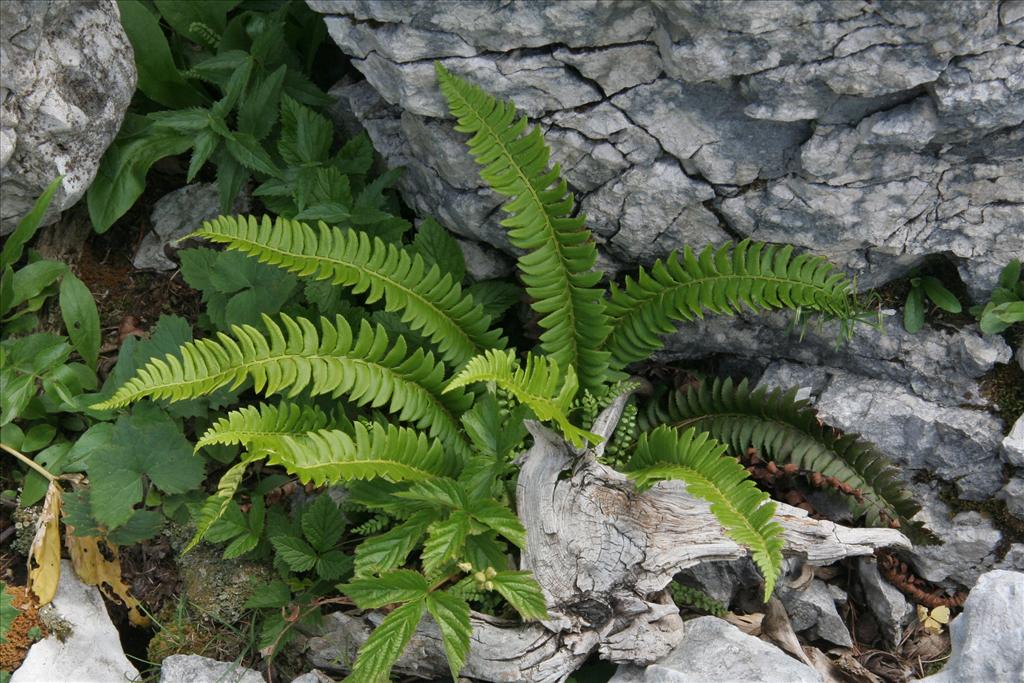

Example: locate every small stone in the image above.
[158,654,263,683]
[1002,416,1024,467]
[858,557,913,647]
[456,238,513,282]
[778,579,853,648]
[997,477,1024,520]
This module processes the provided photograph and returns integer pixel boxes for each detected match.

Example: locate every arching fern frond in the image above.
[445,350,599,447]
[625,426,784,600]
[191,214,505,369]
[437,63,611,394]
[196,401,330,451]
[93,314,472,459]
[185,453,260,552]
[640,377,936,544]
[260,422,458,486]
[605,241,863,369]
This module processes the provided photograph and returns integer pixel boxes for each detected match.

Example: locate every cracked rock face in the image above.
[0,0,136,233]
[311,0,1023,298]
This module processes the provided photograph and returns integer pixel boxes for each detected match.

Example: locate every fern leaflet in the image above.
[437,63,611,394]
[196,401,330,451]
[625,426,784,600]
[605,240,863,368]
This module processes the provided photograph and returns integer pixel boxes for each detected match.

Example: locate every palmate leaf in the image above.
[93,313,472,459]
[190,215,504,368]
[640,377,937,544]
[437,63,611,394]
[625,426,784,601]
[445,349,599,447]
[605,240,863,369]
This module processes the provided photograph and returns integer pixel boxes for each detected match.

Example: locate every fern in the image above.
[604,241,863,369]
[191,214,505,368]
[625,426,785,600]
[196,401,330,450]
[93,314,472,459]
[445,349,599,447]
[186,453,261,551]
[640,378,936,544]
[437,63,611,394]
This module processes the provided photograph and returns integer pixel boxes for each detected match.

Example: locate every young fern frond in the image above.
[445,349,599,447]
[186,453,261,552]
[93,314,473,459]
[625,426,784,600]
[604,240,863,369]
[437,63,611,394]
[640,378,937,544]
[190,214,506,369]
[195,401,330,451]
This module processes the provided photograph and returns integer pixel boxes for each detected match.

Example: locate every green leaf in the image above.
[105,509,163,545]
[238,65,288,141]
[244,580,291,609]
[225,132,281,177]
[421,512,470,576]
[59,272,101,370]
[354,512,434,577]
[271,535,318,572]
[921,277,961,313]
[316,550,353,581]
[188,131,220,183]
[302,494,345,553]
[341,570,429,609]
[411,218,466,282]
[335,133,374,176]
[152,0,236,43]
[425,591,471,680]
[980,301,1024,334]
[460,393,527,461]
[469,500,526,548]
[279,95,333,165]
[214,146,250,214]
[489,570,548,621]
[8,260,65,311]
[117,0,206,109]
[345,599,425,683]
[1,584,22,644]
[466,279,520,320]
[0,177,63,271]
[904,286,924,333]
[0,374,35,427]
[20,424,56,453]
[998,260,1021,290]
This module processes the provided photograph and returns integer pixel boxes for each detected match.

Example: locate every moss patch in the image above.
[979,361,1024,433]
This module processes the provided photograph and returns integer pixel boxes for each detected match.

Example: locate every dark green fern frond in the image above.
[445,349,599,447]
[625,426,784,600]
[437,63,611,394]
[93,314,472,459]
[605,241,863,369]
[191,214,505,369]
[640,377,936,544]
[196,401,330,451]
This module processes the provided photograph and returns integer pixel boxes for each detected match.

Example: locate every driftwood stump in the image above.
[308,396,911,681]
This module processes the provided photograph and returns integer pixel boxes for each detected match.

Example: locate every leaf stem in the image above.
[0,442,57,483]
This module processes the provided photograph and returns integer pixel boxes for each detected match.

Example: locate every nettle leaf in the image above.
[316,550,353,581]
[466,279,521,320]
[272,535,318,572]
[341,569,429,609]
[425,591,471,680]
[460,393,527,461]
[421,512,470,576]
[464,533,510,571]
[354,511,434,576]
[279,94,333,165]
[302,494,345,553]
[238,65,287,141]
[88,403,203,529]
[346,598,425,683]
[335,133,373,176]
[411,218,466,283]
[469,500,526,549]
[489,570,548,621]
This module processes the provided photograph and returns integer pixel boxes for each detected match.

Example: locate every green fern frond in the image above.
[640,377,936,544]
[190,214,505,369]
[196,401,330,451]
[625,426,784,601]
[186,453,260,551]
[93,313,472,459]
[605,240,863,369]
[259,422,457,486]
[437,63,611,394]
[445,350,599,447]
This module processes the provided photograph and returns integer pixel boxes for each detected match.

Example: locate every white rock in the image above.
[158,654,263,683]
[11,560,139,683]
[1002,416,1024,467]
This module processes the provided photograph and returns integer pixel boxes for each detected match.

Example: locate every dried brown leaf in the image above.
[27,482,62,605]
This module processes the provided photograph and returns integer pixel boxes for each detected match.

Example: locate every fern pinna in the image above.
[94,65,926,682]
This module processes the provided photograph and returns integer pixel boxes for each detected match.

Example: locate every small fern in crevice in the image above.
[93,65,925,681]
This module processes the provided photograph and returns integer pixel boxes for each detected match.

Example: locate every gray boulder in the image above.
[778,579,852,648]
[0,0,135,233]
[918,570,1024,683]
[158,655,263,683]
[311,0,1024,299]
[608,616,822,683]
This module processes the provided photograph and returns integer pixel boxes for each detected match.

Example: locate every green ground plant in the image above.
[972,259,1024,334]
[94,65,925,681]
[902,270,961,333]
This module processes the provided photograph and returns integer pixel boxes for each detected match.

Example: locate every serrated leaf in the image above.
[921,276,961,313]
[469,500,526,548]
[271,535,318,572]
[421,512,470,576]
[411,218,465,282]
[316,550,353,581]
[59,272,100,370]
[489,571,547,621]
[244,580,291,609]
[105,509,163,545]
[425,591,471,679]
[465,279,520,320]
[335,133,373,176]
[279,94,333,165]
[238,65,287,141]
[225,132,281,177]
[345,599,425,683]
[188,131,220,182]
[341,569,429,609]
[302,494,345,553]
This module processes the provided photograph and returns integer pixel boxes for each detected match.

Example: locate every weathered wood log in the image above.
[307,400,911,682]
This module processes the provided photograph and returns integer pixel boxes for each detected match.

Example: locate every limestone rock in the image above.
[778,579,852,648]
[918,570,1024,683]
[11,561,139,683]
[998,477,1024,521]
[1003,416,1024,467]
[858,557,913,647]
[158,655,263,683]
[0,0,135,233]
[608,616,822,683]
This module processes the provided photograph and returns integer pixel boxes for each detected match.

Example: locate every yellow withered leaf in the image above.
[26,482,62,605]
[916,604,951,634]
[64,527,150,627]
